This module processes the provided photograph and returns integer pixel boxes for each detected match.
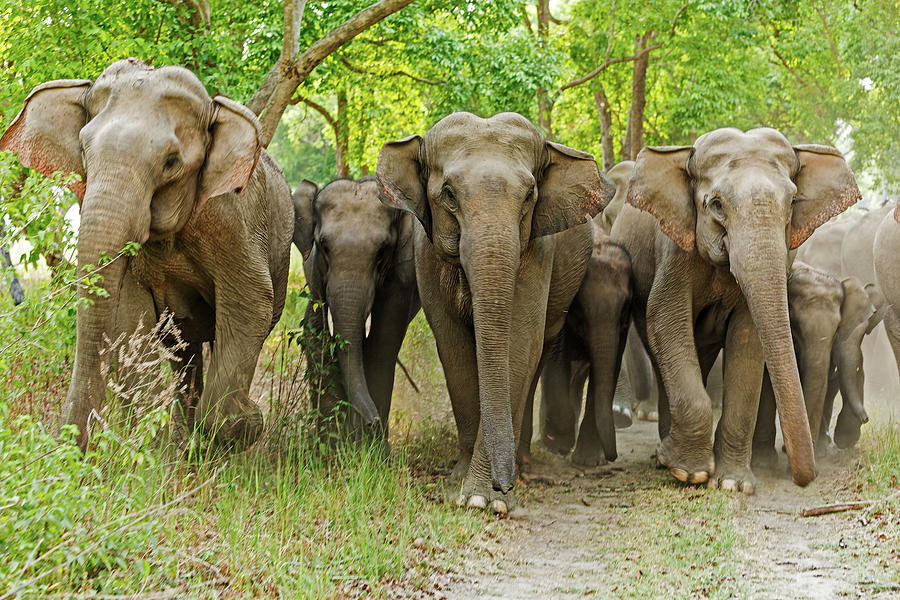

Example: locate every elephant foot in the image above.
[450,452,472,481]
[834,412,863,449]
[571,433,610,467]
[613,404,633,429]
[750,444,779,472]
[211,406,264,450]
[708,460,756,494]
[657,434,714,485]
[634,399,658,422]
[541,431,575,456]
[456,476,517,516]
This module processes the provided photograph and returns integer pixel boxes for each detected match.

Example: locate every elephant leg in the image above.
[751,369,778,470]
[540,335,579,455]
[518,354,548,471]
[647,275,715,484]
[820,365,840,448]
[363,279,418,429]
[627,326,657,421]
[883,308,900,395]
[171,341,203,431]
[711,305,763,494]
[197,266,273,448]
[108,272,158,417]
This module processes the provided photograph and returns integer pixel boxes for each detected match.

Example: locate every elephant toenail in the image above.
[742,482,755,495]
[689,471,708,484]
[455,494,468,507]
[490,500,508,515]
[467,495,488,509]
[708,478,719,489]
[721,479,738,491]
[671,468,689,482]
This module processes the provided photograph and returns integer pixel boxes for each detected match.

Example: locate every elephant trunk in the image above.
[326,276,381,425]
[461,221,519,493]
[729,226,816,486]
[833,341,869,424]
[63,173,151,449]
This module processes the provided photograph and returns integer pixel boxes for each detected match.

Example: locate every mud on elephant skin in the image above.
[539,217,632,468]
[292,176,419,433]
[753,264,883,471]
[612,127,860,493]
[377,112,615,514]
[0,59,295,450]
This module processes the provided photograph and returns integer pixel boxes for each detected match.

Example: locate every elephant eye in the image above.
[442,186,458,210]
[163,153,181,171]
[707,196,725,219]
[525,187,535,204]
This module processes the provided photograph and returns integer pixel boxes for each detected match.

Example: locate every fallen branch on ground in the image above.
[800,500,875,517]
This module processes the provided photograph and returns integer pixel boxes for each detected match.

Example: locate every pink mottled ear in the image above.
[198,96,262,205]
[626,146,695,251]
[791,145,860,248]
[532,142,613,239]
[376,135,430,240]
[0,79,92,199]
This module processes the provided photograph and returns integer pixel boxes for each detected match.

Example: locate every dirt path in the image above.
[436,420,899,600]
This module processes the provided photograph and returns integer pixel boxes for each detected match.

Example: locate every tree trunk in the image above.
[536,0,553,138]
[620,31,652,160]
[593,85,615,170]
[0,220,24,306]
[335,89,350,178]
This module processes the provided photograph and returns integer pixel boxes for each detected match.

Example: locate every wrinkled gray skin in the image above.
[539,218,632,467]
[873,206,900,394]
[377,112,614,513]
[611,127,860,492]
[0,59,294,449]
[753,263,883,470]
[292,177,419,430]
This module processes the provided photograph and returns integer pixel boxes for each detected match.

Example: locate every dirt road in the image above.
[437,420,899,600]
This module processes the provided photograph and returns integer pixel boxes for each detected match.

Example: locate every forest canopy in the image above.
[1,0,898,195]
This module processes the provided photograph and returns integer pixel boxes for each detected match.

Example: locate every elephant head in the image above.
[831,278,885,447]
[601,160,635,233]
[0,59,263,447]
[628,127,860,486]
[377,112,614,493]
[293,177,407,425]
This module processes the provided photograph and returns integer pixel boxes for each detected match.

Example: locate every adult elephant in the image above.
[612,127,860,492]
[292,177,419,429]
[0,59,294,449]
[377,112,614,513]
[753,263,883,468]
[873,207,900,388]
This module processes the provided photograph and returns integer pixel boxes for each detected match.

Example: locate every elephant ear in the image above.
[837,277,876,341]
[292,179,318,259]
[0,79,92,199]
[376,135,430,240]
[864,282,888,334]
[601,160,634,232]
[532,142,613,238]
[790,145,861,249]
[626,146,695,252]
[198,96,262,206]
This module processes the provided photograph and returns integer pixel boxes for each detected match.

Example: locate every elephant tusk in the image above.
[327,307,335,336]
[365,314,372,337]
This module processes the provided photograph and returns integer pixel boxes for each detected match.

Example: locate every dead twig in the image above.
[396,358,420,393]
[800,500,874,517]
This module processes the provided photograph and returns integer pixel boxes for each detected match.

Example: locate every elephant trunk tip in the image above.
[491,452,516,494]
[351,393,381,426]
[792,465,816,488]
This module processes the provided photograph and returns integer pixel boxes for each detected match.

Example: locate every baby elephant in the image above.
[753,262,884,468]
[540,217,632,467]
[292,177,419,431]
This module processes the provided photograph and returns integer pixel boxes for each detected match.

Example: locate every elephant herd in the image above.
[5,59,898,516]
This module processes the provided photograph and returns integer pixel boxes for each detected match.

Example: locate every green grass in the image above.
[598,481,741,599]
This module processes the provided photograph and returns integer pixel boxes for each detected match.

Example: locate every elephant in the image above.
[291,176,419,431]
[0,59,294,449]
[538,216,632,467]
[752,263,884,469]
[377,112,615,513]
[873,206,900,393]
[610,127,860,492]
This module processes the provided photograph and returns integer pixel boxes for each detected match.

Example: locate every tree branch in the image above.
[256,0,417,146]
[295,96,337,129]
[560,42,663,91]
[339,54,445,85]
[816,3,843,79]
[670,2,689,36]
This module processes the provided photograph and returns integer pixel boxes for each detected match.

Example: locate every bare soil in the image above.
[431,420,899,600]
